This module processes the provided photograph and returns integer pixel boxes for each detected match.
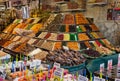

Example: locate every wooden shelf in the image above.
[87,2,107,6]
[55,1,68,4]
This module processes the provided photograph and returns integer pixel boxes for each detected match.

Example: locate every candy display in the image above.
[46,49,86,66]
[83,48,101,58]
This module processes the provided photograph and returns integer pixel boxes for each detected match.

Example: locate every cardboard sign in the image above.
[54,68,64,81]
[94,76,105,81]
[78,75,88,81]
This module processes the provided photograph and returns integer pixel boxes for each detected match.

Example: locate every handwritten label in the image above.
[78,75,88,81]
[115,78,120,81]
[94,76,105,81]
[53,62,60,68]
[100,63,104,73]
[54,68,64,81]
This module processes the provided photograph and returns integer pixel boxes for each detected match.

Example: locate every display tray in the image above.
[62,62,86,73]
[94,65,120,81]
[86,54,118,73]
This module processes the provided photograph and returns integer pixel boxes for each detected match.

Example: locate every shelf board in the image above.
[65,8,86,12]
[87,2,107,6]
[53,8,86,13]
[55,1,68,4]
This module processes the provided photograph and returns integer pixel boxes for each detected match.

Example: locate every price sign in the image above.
[54,68,64,81]
[94,76,105,81]
[107,59,113,71]
[78,75,88,81]
[53,62,60,68]
[117,54,120,77]
[100,63,104,73]
[115,78,120,81]
[30,60,41,69]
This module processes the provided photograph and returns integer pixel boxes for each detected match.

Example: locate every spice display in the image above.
[63,14,75,24]
[75,13,89,24]
[76,26,82,32]
[59,25,66,32]
[12,36,22,41]
[63,34,70,41]
[3,23,18,33]
[78,33,90,41]
[46,49,86,66]
[44,33,51,39]
[70,33,77,41]
[38,32,48,39]
[67,42,80,51]
[90,32,100,38]
[41,41,55,50]
[57,34,64,40]
[47,33,57,40]
[34,51,48,60]
[84,41,92,48]
[80,25,86,32]
[54,42,62,50]
[90,24,99,31]
[83,48,101,58]
[96,46,113,55]
[69,25,76,32]
[30,24,43,33]
[27,38,38,45]
[35,40,45,48]
[46,14,63,31]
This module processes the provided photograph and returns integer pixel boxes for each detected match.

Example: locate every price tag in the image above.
[117,54,120,77]
[100,63,104,73]
[54,68,64,81]
[78,75,88,81]
[107,59,113,71]
[94,76,105,81]
[63,46,69,50]
[53,62,60,68]
[115,78,120,81]
[35,60,41,66]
